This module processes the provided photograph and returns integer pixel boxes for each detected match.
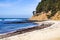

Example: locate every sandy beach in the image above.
[0,0,60,40]
[0,20,60,40]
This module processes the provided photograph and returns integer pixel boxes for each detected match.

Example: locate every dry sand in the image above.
[0,20,60,40]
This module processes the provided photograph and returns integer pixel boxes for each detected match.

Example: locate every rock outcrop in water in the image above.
[30,0,60,21]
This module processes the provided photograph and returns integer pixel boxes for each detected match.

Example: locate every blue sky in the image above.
[0,0,40,18]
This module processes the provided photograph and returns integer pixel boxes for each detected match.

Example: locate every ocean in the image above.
[0,18,37,34]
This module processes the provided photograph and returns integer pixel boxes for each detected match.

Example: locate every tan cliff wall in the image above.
[30,11,60,21]
[51,11,60,20]
[30,12,48,21]
[29,11,51,21]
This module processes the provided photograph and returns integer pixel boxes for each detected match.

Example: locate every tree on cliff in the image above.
[36,0,60,18]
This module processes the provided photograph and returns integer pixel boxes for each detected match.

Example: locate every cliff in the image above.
[30,12,48,21]
[51,11,60,20]
[30,0,60,21]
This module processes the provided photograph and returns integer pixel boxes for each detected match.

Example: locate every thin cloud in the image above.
[0,3,12,7]
[0,0,40,18]
[0,0,23,7]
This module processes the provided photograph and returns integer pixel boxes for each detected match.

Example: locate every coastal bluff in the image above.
[30,0,60,21]
[30,11,60,20]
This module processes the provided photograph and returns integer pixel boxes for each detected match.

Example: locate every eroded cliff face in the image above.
[30,0,60,21]
[51,11,60,20]
[30,11,60,21]
[30,12,48,21]
[30,11,51,21]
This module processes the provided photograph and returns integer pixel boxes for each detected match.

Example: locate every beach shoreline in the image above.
[0,20,53,39]
[0,20,60,40]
